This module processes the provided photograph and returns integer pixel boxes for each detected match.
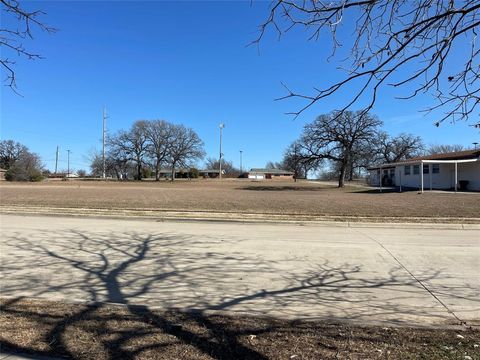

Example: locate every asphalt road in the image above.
[1,214,478,327]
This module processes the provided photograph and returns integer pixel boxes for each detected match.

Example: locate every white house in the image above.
[247,168,295,181]
[368,150,480,192]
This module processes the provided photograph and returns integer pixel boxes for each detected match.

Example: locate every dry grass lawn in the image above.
[1,297,479,360]
[0,179,479,219]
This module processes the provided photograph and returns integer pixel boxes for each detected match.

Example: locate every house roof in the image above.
[397,149,480,162]
[368,149,480,170]
[249,168,294,175]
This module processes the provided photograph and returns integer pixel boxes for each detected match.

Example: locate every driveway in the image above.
[0,214,478,326]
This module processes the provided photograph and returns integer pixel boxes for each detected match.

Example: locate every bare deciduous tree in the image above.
[205,157,240,177]
[144,120,175,181]
[428,143,466,154]
[0,139,28,169]
[89,151,133,180]
[1,0,55,91]
[76,169,87,177]
[5,151,44,181]
[102,120,205,181]
[108,121,149,180]
[255,1,480,127]
[265,141,312,181]
[168,125,205,181]
[300,111,381,187]
[375,132,424,163]
[281,142,313,180]
[0,140,44,181]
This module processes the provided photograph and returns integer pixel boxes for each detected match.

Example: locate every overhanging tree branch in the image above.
[1,0,55,91]
[255,0,480,128]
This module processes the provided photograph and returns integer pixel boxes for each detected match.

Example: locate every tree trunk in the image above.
[171,163,176,182]
[338,162,347,187]
[348,164,354,181]
[155,160,160,181]
[133,155,141,180]
[136,164,142,181]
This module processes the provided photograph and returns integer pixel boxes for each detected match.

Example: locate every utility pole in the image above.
[239,150,243,174]
[55,146,59,174]
[219,123,225,179]
[103,106,107,180]
[67,150,71,178]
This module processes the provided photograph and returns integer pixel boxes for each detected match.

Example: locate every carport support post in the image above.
[429,163,432,191]
[420,161,424,194]
[455,161,458,193]
[399,169,402,192]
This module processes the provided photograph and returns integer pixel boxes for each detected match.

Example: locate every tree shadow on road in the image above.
[1,229,478,359]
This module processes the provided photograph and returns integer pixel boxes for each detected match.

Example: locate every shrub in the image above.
[4,151,44,182]
[77,169,87,177]
[29,171,44,182]
[189,168,199,178]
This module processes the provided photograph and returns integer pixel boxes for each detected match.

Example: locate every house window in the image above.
[383,169,388,175]
[423,164,429,174]
[413,165,419,175]
[390,169,395,176]
[404,165,410,175]
[432,164,440,174]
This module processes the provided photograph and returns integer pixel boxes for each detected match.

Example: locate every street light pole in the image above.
[67,150,71,178]
[219,123,224,179]
[55,145,59,174]
[239,150,243,174]
[102,106,107,180]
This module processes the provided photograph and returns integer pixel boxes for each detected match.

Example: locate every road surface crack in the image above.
[353,228,465,326]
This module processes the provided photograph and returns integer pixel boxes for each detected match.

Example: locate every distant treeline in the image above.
[91,120,205,181]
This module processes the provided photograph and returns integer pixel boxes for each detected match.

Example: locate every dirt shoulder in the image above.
[1,180,479,223]
[1,297,479,360]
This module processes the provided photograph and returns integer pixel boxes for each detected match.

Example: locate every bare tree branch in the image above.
[299,110,382,187]
[255,0,480,128]
[1,0,55,91]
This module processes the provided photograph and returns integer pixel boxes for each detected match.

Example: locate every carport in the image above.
[371,149,480,193]
[377,158,480,193]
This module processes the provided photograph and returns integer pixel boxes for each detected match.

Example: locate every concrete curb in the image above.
[1,205,479,230]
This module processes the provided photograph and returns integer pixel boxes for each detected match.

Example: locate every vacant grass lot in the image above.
[1,179,479,219]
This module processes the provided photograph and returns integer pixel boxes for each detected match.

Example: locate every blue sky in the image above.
[1,1,478,172]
